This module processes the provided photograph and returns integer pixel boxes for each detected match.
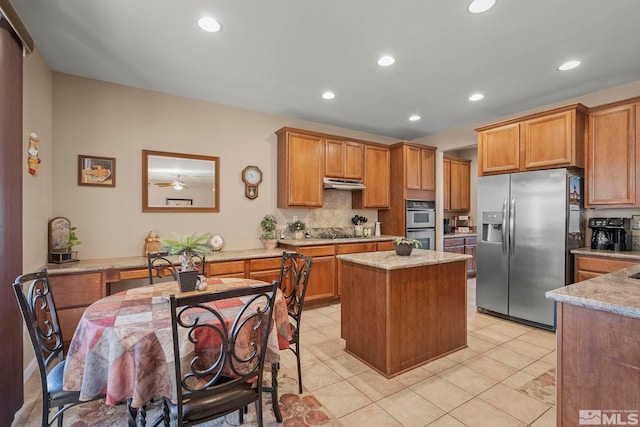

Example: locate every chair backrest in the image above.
[147,252,178,284]
[192,254,206,275]
[169,281,278,420]
[13,271,65,393]
[278,252,313,322]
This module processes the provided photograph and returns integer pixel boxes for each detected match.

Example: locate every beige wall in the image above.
[51,74,397,259]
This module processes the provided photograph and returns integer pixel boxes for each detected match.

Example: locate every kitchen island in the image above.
[546,265,640,426]
[337,249,471,377]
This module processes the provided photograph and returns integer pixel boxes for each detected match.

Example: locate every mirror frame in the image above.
[142,149,220,213]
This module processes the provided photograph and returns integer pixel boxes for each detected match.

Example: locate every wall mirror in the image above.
[142,150,220,212]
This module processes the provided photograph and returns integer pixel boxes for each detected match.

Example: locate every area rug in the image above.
[517,368,556,406]
[63,392,340,427]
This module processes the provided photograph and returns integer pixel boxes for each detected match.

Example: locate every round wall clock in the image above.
[242,165,262,199]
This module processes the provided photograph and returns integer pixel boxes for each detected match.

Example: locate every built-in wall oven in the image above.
[405,200,435,250]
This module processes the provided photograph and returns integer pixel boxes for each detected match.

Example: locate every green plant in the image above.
[64,226,81,250]
[260,214,278,240]
[287,220,306,232]
[162,232,213,271]
[394,237,422,248]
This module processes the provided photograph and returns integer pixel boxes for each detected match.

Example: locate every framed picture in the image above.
[78,155,116,187]
[632,215,640,231]
[166,198,193,206]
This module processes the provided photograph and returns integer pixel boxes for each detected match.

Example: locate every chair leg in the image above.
[271,363,283,422]
[295,342,303,394]
[256,399,263,427]
[239,407,244,424]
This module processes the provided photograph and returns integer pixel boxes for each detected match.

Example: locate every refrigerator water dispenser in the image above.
[482,211,503,243]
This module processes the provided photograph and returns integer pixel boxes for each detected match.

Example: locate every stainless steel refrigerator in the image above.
[476,168,583,330]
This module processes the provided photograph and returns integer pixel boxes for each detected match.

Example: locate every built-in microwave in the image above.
[405,200,436,229]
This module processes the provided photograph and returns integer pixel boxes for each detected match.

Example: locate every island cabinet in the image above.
[335,242,377,296]
[325,138,363,180]
[352,144,390,209]
[443,156,471,211]
[573,253,639,282]
[276,128,324,208]
[476,103,587,176]
[585,98,640,207]
[48,271,107,349]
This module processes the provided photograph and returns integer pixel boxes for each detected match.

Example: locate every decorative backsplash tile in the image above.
[309,191,378,229]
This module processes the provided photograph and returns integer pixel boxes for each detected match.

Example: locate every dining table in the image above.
[62,277,291,424]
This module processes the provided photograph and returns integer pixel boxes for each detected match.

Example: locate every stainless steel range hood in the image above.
[323,177,366,190]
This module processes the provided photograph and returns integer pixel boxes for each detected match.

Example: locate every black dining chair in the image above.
[191,254,206,275]
[157,281,278,426]
[277,252,313,394]
[13,270,105,427]
[147,252,178,284]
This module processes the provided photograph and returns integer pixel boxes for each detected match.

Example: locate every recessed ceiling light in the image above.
[322,91,336,100]
[198,16,222,33]
[558,60,581,71]
[377,56,396,67]
[469,93,484,101]
[409,115,421,121]
[468,0,496,13]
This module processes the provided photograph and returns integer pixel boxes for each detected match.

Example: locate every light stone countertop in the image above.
[278,235,398,247]
[337,249,471,270]
[571,246,640,261]
[46,248,290,275]
[546,264,640,319]
[443,232,477,239]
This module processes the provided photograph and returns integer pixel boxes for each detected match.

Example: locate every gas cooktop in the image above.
[317,233,357,239]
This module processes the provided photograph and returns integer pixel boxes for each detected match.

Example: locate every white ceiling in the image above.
[11,0,640,140]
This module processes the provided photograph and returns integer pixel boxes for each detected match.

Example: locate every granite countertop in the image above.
[443,232,477,238]
[337,249,471,270]
[46,248,289,275]
[278,235,399,247]
[546,264,640,319]
[571,247,640,261]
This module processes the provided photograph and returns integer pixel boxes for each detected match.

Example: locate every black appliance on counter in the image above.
[588,217,631,251]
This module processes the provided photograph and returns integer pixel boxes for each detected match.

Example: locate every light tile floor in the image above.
[13,278,557,426]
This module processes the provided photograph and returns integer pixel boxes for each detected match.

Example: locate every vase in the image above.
[354,225,364,236]
[394,243,413,256]
[178,269,199,292]
[262,239,278,249]
[294,231,304,240]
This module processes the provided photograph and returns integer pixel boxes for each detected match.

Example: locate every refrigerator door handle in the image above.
[502,199,508,256]
[510,197,516,256]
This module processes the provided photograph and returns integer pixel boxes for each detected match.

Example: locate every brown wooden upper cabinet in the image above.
[325,139,363,180]
[476,104,587,176]
[444,156,471,211]
[277,128,324,208]
[586,99,639,207]
[352,144,390,209]
[405,144,436,192]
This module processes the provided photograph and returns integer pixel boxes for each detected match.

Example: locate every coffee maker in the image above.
[588,218,631,251]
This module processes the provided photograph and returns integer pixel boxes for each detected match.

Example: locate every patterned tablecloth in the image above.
[63,278,291,408]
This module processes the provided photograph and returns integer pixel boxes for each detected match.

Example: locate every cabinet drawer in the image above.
[49,273,104,309]
[336,242,376,254]
[207,261,245,276]
[576,256,638,274]
[444,238,465,247]
[119,268,149,280]
[464,237,477,245]
[250,257,282,271]
[376,241,395,251]
[298,245,335,257]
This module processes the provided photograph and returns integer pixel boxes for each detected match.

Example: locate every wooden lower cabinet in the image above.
[207,260,246,278]
[376,241,395,251]
[556,303,640,426]
[248,257,283,284]
[444,236,477,276]
[296,245,336,303]
[48,272,107,348]
[574,254,639,282]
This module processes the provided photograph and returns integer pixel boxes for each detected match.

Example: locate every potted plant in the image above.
[393,237,422,256]
[260,214,278,249]
[162,232,213,291]
[287,220,306,240]
[60,226,81,262]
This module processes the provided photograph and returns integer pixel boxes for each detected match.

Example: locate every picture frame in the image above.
[632,215,640,231]
[78,155,116,187]
[166,198,193,206]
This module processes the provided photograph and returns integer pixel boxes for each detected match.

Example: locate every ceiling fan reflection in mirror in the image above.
[153,176,189,190]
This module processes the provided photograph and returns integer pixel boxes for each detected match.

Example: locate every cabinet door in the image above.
[324,139,344,178]
[443,158,451,210]
[353,145,390,208]
[420,148,436,191]
[478,123,520,175]
[522,110,575,170]
[344,142,364,179]
[450,160,463,210]
[298,246,336,302]
[464,238,477,275]
[459,160,471,211]
[278,131,324,207]
[405,145,421,190]
[586,104,636,206]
